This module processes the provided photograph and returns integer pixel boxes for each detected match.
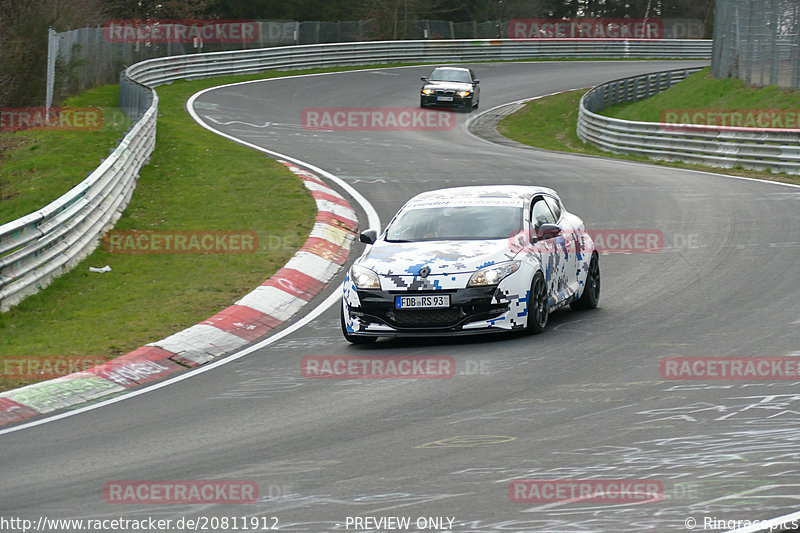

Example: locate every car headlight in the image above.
[457,90,472,97]
[351,265,380,289]
[467,261,521,287]
[422,88,434,95]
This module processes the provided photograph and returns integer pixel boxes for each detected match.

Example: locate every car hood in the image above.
[423,80,473,91]
[357,239,517,277]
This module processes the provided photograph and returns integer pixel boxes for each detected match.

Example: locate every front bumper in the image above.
[421,94,473,107]
[344,286,515,336]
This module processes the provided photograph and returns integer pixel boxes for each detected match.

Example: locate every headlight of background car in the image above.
[351,265,381,289]
[457,90,472,97]
[422,88,434,95]
[467,261,521,287]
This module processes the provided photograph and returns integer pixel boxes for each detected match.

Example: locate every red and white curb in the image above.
[0,162,357,426]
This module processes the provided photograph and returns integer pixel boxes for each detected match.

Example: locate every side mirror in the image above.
[473,79,480,85]
[537,224,562,241]
[420,76,428,82]
[359,229,378,245]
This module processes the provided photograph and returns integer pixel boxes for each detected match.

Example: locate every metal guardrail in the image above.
[47,19,709,94]
[0,89,157,312]
[577,68,800,175]
[127,39,712,87]
[0,38,712,311]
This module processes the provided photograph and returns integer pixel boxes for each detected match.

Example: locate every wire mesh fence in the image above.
[48,18,707,100]
[51,21,303,98]
[712,0,800,88]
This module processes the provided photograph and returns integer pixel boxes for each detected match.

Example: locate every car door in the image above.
[544,194,581,300]
[469,68,480,102]
[530,196,567,305]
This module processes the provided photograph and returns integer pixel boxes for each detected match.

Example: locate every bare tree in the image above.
[0,0,106,107]
[102,0,218,20]
[360,0,427,40]
[0,16,18,107]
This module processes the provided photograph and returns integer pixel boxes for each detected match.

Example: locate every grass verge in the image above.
[0,70,356,391]
[498,70,800,187]
[603,68,800,122]
[0,87,131,225]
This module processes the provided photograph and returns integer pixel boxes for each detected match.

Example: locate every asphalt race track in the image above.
[2,61,800,532]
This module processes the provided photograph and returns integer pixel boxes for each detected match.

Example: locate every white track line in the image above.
[0,72,382,437]
[466,83,800,533]
[464,90,800,191]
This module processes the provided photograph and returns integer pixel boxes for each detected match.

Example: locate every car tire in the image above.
[571,252,600,310]
[526,271,549,334]
[341,304,377,344]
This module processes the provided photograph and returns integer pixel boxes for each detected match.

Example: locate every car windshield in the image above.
[385,205,523,242]
[429,69,471,83]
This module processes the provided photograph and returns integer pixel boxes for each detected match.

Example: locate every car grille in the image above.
[434,89,456,96]
[386,308,466,327]
[355,287,503,331]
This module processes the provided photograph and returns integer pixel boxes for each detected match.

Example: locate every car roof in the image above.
[432,66,470,71]
[409,185,559,205]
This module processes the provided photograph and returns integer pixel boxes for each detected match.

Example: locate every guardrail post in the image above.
[45,27,58,112]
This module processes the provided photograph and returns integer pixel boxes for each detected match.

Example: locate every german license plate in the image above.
[395,294,450,309]
[436,96,453,102]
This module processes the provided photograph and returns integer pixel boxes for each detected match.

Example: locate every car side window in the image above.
[531,197,556,231]
[544,196,562,222]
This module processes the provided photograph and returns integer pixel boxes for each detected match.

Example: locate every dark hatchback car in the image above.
[420,67,480,109]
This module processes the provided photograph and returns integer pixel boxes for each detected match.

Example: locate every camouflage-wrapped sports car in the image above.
[341,186,600,343]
